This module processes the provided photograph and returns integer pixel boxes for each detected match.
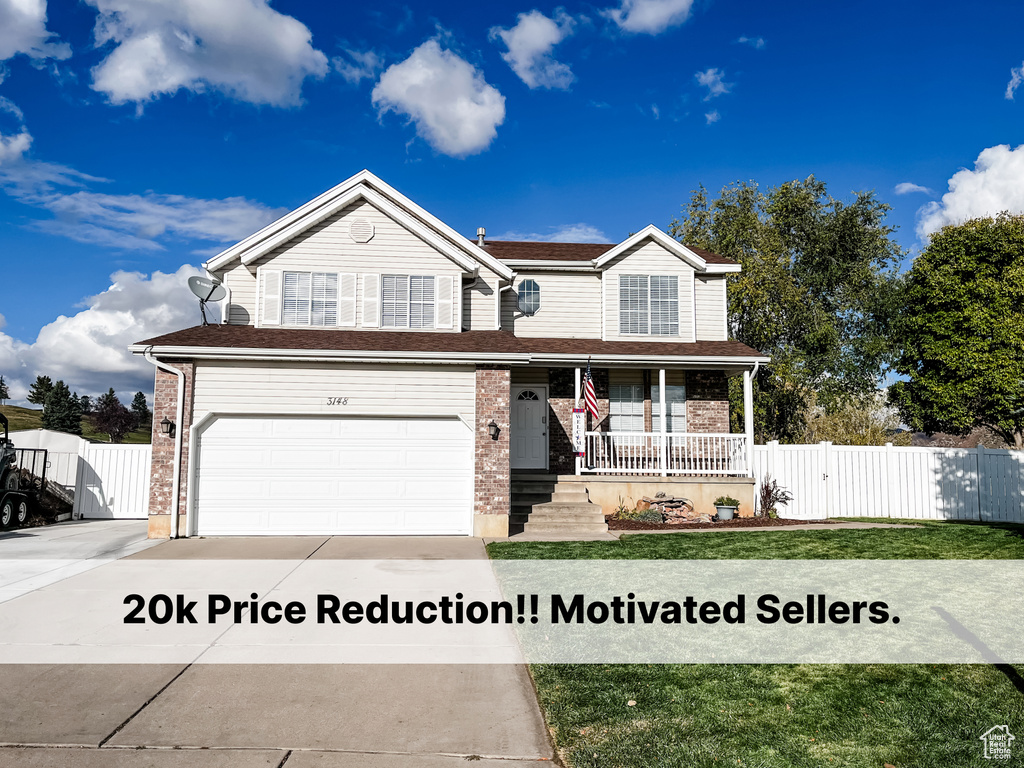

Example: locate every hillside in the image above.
[0,405,152,444]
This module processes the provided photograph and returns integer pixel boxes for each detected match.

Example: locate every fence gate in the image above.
[73,444,151,519]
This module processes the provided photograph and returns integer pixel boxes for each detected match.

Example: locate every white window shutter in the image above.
[260,268,282,326]
[362,274,380,327]
[338,273,356,327]
[435,275,454,329]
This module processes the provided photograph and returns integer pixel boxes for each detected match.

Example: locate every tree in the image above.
[91,389,139,443]
[889,213,1024,448]
[26,375,53,406]
[670,176,903,442]
[41,380,83,435]
[79,395,92,414]
[131,392,151,423]
[0,376,9,405]
[803,392,912,446]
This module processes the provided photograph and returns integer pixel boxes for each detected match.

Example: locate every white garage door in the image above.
[194,416,473,535]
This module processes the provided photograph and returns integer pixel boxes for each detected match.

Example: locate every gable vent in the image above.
[349,218,375,243]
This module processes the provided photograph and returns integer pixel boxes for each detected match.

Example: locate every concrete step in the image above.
[530,501,599,514]
[510,482,557,494]
[523,522,610,534]
[550,490,589,503]
[528,513,607,525]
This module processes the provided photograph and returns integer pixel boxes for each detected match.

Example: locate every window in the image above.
[619,275,678,335]
[283,272,337,326]
[652,385,686,432]
[609,384,644,432]
[382,275,435,328]
[517,390,540,400]
[517,279,540,315]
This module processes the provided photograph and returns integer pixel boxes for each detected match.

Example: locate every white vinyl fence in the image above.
[73,444,151,519]
[754,441,1024,522]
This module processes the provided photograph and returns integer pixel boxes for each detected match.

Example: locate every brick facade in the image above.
[547,367,610,475]
[148,360,195,537]
[474,366,511,516]
[686,370,731,433]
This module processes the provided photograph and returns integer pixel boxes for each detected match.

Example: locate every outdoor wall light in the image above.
[487,420,500,440]
[161,417,175,438]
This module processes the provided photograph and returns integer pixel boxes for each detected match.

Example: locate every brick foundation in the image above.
[148,360,195,538]
[475,366,511,526]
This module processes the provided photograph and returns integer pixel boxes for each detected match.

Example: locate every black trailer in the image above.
[0,413,50,530]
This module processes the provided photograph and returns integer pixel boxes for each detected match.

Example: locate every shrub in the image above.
[635,510,664,523]
[758,474,793,518]
[713,495,740,508]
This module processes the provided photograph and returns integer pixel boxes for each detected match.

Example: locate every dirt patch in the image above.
[608,516,835,531]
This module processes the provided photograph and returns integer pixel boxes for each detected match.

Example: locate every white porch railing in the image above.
[582,432,749,476]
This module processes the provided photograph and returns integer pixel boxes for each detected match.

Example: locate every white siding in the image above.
[462,267,500,330]
[215,200,465,331]
[222,262,257,325]
[602,239,695,342]
[501,272,602,338]
[694,275,727,341]
[192,361,476,423]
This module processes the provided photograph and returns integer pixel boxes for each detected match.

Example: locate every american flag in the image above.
[583,359,599,422]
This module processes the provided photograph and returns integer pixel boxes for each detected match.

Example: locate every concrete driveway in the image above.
[0,519,156,604]
[0,536,553,767]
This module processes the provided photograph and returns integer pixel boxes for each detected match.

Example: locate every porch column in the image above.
[659,368,667,477]
[574,367,582,475]
[743,368,754,477]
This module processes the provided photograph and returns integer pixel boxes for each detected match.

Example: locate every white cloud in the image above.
[894,182,933,196]
[86,0,328,106]
[332,49,382,85]
[917,144,1024,239]
[603,0,694,34]
[695,68,731,100]
[705,109,720,124]
[371,40,505,157]
[736,36,765,49]
[0,107,284,250]
[0,0,70,62]
[1006,62,1024,100]
[492,223,609,243]
[490,9,576,90]
[0,265,212,403]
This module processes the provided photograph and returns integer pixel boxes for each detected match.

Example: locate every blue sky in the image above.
[0,0,1023,403]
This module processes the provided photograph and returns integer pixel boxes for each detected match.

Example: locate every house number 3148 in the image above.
[326,397,349,406]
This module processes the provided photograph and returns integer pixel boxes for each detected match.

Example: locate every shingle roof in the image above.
[482,240,738,265]
[135,325,765,360]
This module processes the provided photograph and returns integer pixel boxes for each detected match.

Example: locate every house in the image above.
[131,170,769,538]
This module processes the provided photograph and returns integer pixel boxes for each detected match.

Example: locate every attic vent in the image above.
[349,218,375,243]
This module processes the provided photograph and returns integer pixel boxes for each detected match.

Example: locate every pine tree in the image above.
[130,392,151,423]
[27,375,53,406]
[79,395,92,414]
[42,381,83,435]
[0,376,9,406]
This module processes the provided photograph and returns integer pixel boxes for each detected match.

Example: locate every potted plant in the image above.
[713,495,740,520]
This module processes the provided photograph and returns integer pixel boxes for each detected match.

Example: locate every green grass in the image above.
[0,405,151,444]
[487,520,1024,560]
[490,522,1024,767]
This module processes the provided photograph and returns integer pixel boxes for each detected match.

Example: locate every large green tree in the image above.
[670,176,903,442]
[889,213,1024,448]
[41,380,83,435]
[92,389,138,443]
[0,376,9,406]
[26,375,53,406]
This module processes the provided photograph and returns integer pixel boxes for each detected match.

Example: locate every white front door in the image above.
[511,386,548,470]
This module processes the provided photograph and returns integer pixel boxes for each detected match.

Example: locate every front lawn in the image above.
[490,521,1024,767]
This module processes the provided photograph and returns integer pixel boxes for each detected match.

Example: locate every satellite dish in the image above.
[188,276,226,326]
[188,276,226,302]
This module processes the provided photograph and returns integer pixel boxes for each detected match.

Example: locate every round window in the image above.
[517,279,540,315]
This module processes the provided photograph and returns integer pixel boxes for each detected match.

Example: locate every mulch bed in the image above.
[608,516,834,531]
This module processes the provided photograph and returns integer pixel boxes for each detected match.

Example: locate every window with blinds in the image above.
[283,272,338,326]
[609,384,644,432]
[619,274,678,335]
[382,275,435,328]
[652,384,687,432]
